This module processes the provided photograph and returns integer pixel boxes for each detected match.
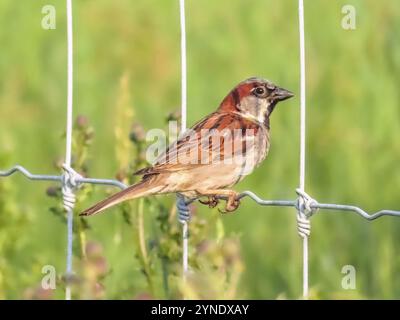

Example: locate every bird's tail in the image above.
[80,178,164,217]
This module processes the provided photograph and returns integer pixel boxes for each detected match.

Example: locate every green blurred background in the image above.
[0,0,400,299]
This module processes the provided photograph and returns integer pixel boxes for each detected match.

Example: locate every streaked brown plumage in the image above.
[80,77,293,217]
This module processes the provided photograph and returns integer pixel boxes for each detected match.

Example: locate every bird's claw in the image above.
[218,197,240,214]
[199,196,219,208]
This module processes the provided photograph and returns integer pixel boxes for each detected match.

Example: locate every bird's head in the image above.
[219,77,294,126]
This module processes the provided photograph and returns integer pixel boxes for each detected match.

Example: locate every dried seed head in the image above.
[129,122,146,143]
[76,115,89,129]
[46,186,59,197]
[166,109,181,123]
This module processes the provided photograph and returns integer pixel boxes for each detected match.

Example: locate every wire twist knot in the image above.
[176,193,191,225]
[295,188,318,238]
[62,164,82,212]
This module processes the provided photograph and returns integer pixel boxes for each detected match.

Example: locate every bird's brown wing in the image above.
[82,112,264,217]
[134,112,262,176]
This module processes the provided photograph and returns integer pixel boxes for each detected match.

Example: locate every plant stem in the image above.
[136,198,154,294]
[78,219,87,259]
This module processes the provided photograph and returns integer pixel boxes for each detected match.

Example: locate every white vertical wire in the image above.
[66,0,73,168]
[65,0,74,300]
[179,0,189,279]
[182,221,189,278]
[298,0,309,299]
[179,0,187,132]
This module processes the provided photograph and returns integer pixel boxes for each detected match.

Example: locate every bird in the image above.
[80,77,293,217]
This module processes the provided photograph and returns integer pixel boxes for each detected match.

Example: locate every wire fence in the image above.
[297,0,309,298]
[1,0,400,300]
[177,0,189,283]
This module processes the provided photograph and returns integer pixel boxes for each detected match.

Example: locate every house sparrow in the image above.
[80,77,293,216]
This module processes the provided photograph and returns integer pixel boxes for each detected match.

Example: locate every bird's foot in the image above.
[218,193,240,214]
[199,195,219,208]
[194,189,240,213]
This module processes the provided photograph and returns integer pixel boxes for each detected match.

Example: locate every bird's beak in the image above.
[271,87,294,102]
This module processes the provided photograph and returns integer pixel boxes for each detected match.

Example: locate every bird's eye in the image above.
[253,87,266,97]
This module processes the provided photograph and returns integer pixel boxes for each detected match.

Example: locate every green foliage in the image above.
[0,0,400,299]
